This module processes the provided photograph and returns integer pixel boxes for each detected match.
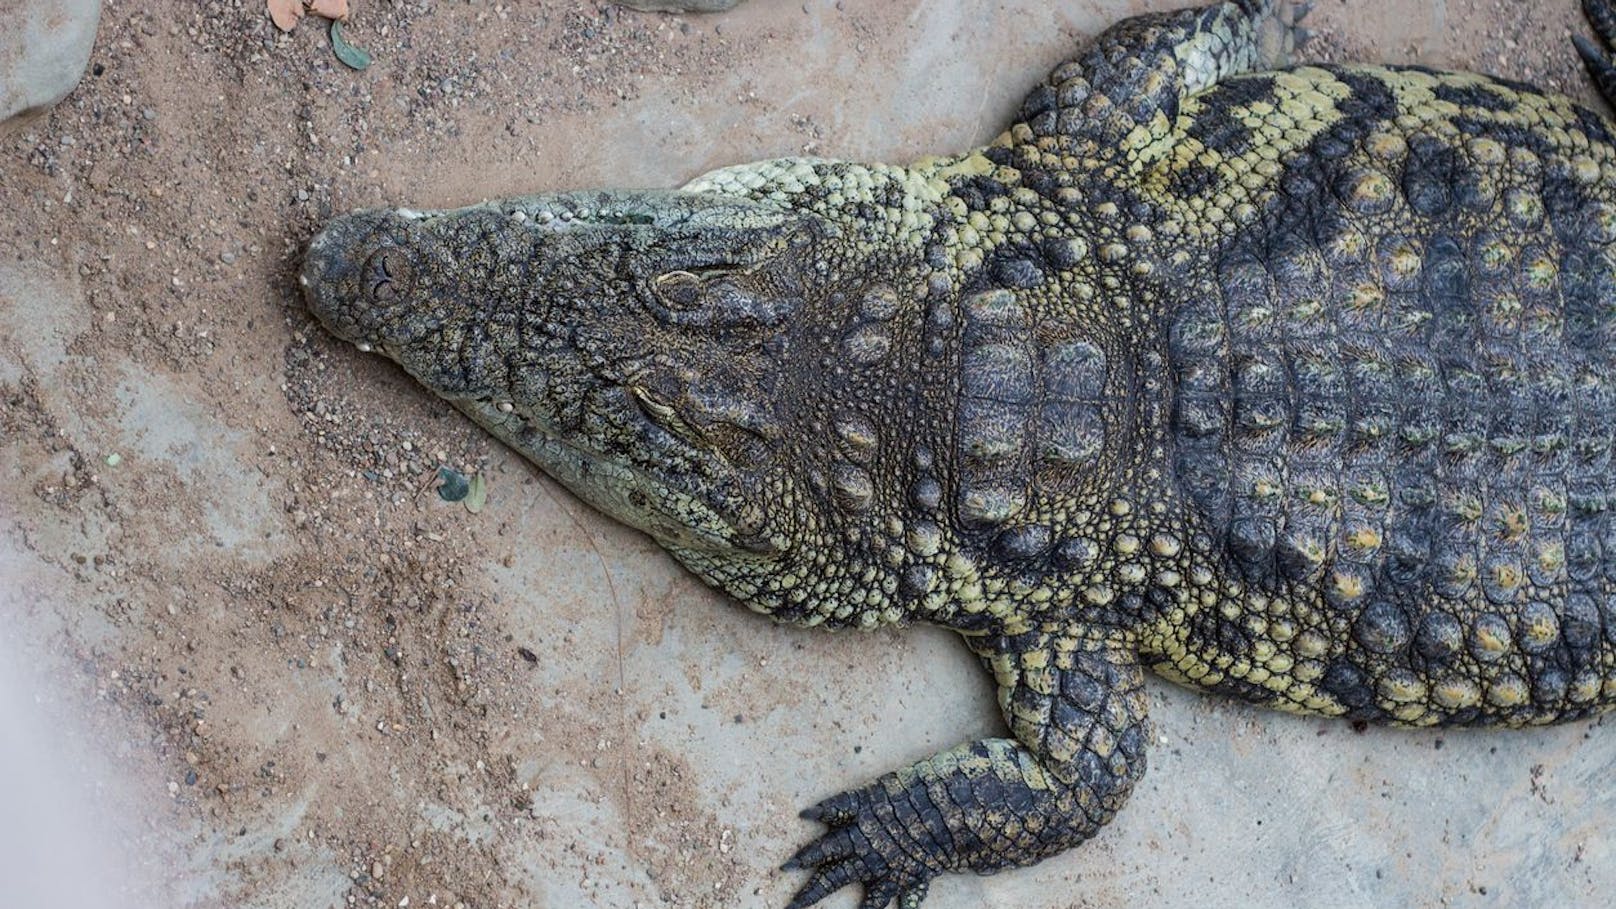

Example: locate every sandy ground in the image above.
[2,1,1614,908]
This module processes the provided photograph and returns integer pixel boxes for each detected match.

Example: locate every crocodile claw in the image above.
[784,786,940,909]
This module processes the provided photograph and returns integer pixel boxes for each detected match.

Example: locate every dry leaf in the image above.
[308,0,350,20]
[266,0,303,31]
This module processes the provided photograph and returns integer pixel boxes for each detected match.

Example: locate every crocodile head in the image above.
[301,168,949,615]
[303,188,829,561]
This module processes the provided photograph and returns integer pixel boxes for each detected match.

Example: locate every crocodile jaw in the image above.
[300,191,803,558]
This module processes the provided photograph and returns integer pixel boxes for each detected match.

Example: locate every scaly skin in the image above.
[301,2,1616,905]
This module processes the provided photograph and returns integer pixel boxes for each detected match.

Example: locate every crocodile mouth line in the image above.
[447,393,756,554]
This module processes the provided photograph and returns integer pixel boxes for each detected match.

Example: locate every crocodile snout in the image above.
[301,209,418,350]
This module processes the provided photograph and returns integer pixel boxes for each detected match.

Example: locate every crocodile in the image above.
[300,1,1616,905]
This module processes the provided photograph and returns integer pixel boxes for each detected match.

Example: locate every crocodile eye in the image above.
[364,248,415,302]
[653,270,703,310]
[630,385,690,435]
[631,384,673,416]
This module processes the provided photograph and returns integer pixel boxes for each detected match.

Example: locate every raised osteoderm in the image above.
[302,2,1616,905]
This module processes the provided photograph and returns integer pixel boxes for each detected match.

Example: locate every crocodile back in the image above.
[1164,65,1616,724]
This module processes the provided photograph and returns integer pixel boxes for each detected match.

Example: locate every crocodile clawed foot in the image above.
[783,788,937,909]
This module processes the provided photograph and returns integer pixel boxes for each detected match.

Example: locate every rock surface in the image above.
[0,0,102,126]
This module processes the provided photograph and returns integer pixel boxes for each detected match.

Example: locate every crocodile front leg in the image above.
[1021,0,1305,165]
[784,631,1149,909]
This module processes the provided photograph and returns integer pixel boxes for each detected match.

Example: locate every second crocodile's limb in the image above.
[785,630,1148,909]
[1576,0,1616,100]
[1020,0,1303,166]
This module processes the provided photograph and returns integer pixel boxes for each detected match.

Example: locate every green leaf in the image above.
[464,473,488,514]
[330,21,372,71]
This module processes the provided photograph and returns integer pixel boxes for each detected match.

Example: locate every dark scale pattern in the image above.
[950,278,1120,572]
[1167,63,1616,725]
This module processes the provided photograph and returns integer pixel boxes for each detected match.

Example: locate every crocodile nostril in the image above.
[365,247,415,303]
